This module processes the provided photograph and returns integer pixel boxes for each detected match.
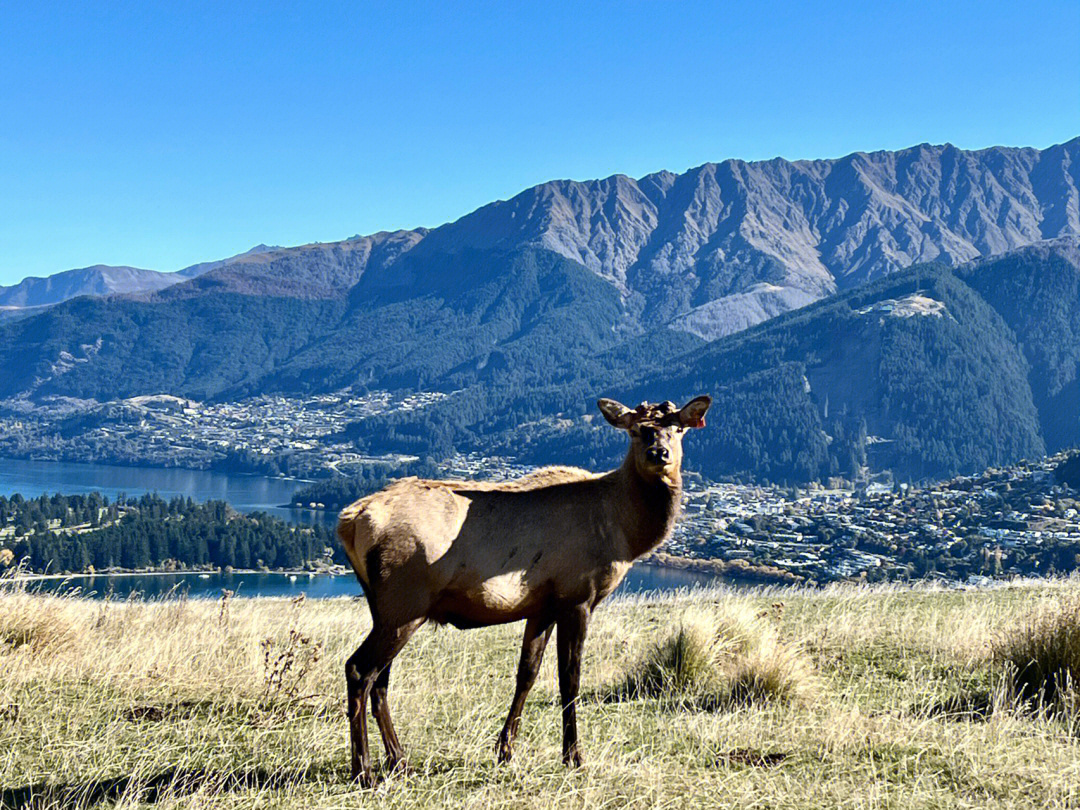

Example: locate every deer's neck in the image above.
[611,453,682,561]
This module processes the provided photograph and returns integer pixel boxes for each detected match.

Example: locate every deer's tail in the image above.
[336,499,378,588]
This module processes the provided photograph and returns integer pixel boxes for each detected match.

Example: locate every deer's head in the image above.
[596,395,711,483]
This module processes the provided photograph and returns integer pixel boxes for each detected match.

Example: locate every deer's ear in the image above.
[679,395,712,429]
[597,398,634,429]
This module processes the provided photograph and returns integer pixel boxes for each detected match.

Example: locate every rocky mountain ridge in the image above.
[420,138,1080,336]
[7,139,1078,338]
[0,245,280,317]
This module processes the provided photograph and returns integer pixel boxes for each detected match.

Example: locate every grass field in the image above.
[3,579,1080,809]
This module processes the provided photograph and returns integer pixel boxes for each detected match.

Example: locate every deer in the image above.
[336,394,711,786]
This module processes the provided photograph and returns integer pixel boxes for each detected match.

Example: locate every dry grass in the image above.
[3,579,1080,808]
[995,593,1080,717]
[614,601,815,708]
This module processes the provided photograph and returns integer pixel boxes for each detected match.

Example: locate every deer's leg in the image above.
[556,605,590,768]
[496,614,555,764]
[371,660,408,772]
[345,619,422,786]
[345,632,377,786]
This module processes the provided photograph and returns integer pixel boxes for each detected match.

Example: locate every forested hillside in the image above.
[2,240,1076,485]
[354,241,1078,483]
[259,247,631,395]
[638,267,1046,481]
[956,239,1080,453]
[0,493,339,574]
[0,295,345,400]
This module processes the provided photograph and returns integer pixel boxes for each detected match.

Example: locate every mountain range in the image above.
[0,245,280,319]
[8,139,1079,334]
[1,138,1078,483]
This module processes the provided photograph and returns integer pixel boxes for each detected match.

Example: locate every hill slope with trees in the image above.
[0,142,1077,484]
[0,492,339,574]
[354,240,1078,483]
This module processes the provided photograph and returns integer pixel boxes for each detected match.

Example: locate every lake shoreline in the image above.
[8,557,748,584]
[0,452,317,484]
[0,455,332,526]
[5,560,732,600]
[7,567,343,582]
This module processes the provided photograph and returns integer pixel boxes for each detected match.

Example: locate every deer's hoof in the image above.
[496,737,514,765]
[386,756,414,777]
[350,756,376,789]
[563,747,584,768]
[351,769,375,789]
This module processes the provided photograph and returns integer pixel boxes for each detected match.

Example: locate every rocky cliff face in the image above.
[7,139,1079,338]
[418,139,1079,337]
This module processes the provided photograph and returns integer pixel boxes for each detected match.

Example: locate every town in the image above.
[667,450,1080,585]
[344,448,1080,587]
[0,391,445,478]
[2,393,1079,587]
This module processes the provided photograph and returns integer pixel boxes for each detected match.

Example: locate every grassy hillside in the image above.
[4,581,1080,808]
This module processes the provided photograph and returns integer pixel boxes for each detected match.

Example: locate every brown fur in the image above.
[338,395,711,785]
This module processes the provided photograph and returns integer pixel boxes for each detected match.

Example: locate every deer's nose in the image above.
[645,447,670,464]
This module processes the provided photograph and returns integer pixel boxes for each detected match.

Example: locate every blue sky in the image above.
[1,1,1078,285]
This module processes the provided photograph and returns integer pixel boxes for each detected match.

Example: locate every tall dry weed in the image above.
[995,593,1080,716]
[616,601,815,707]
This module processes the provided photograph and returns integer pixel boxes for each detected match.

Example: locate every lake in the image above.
[0,456,730,597]
[17,564,724,600]
[0,456,330,525]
